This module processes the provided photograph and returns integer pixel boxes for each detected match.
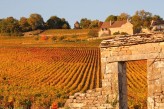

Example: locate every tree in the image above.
[131,14,142,33]
[117,13,130,21]
[28,13,44,30]
[19,17,31,32]
[89,20,100,29]
[152,15,163,21]
[46,16,61,29]
[74,21,80,29]
[88,29,98,37]
[131,10,153,33]
[61,18,70,29]
[80,18,91,29]
[105,15,117,22]
[0,17,21,36]
[135,10,152,21]
[46,16,70,29]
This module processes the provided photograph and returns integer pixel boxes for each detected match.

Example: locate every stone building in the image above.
[151,20,164,31]
[98,20,133,37]
[65,33,164,109]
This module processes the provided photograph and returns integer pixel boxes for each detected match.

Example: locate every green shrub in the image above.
[34,36,39,41]
[88,29,98,37]
[51,36,57,41]
[59,36,66,41]
[121,32,128,35]
[113,31,120,35]
[72,35,78,38]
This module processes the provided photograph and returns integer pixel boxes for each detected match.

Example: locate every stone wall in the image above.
[101,40,164,109]
[98,29,110,37]
[65,62,120,109]
[147,59,164,109]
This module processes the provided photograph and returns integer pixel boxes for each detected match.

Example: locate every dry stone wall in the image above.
[65,62,119,109]
[101,34,164,109]
[65,33,164,109]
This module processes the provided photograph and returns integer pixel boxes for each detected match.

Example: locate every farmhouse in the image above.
[98,20,133,37]
[151,20,164,31]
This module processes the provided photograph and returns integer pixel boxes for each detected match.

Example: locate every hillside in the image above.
[40,29,92,36]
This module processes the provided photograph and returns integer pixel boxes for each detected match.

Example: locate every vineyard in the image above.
[40,29,92,36]
[126,60,147,109]
[0,47,102,108]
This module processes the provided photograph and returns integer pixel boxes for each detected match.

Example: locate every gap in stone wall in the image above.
[126,60,148,109]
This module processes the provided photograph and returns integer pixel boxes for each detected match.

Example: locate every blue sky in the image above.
[0,0,164,28]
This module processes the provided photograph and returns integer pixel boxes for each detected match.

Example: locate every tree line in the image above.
[0,14,71,36]
[0,13,102,36]
[0,10,163,36]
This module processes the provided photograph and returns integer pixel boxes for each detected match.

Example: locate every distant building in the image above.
[151,20,164,31]
[98,20,133,37]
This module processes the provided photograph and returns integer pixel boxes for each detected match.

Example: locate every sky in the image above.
[0,0,164,28]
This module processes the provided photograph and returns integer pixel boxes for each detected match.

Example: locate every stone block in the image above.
[120,47,129,51]
[87,90,93,93]
[126,50,132,55]
[118,51,127,55]
[162,98,164,103]
[154,61,164,68]
[155,97,161,102]
[162,85,164,91]
[111,51,119,56]
[94,92,102,96]
[148,84,154,96]
[148,70,161,80]
[148,53,158,59]
[95,88,102,92]
[86,94,91,97]
[74,92,81,97]
[69,96,75,99]
[82,107,89,109]
[155,79,162,85]
[104,74,111,79]
[79,93,86,97]
[90,107,98,109]
[69,103,84,108]
[154,85,162,93]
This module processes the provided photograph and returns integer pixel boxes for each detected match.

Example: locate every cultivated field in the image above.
[40,29,92,36]
[126,60,147,109]
[0,47,102,108]
[0,36,101,48]
[0,34,148,109]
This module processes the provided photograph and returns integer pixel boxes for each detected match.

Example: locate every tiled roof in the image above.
[100,22,111,28]
[151,20,164,26]
[100,20,128,29]
[109,20,127,28]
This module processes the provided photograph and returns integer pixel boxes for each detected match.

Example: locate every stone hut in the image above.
[65,33,164,109]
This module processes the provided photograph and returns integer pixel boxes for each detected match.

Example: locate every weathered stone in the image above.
[154,85,162,93]
[154,61,164,68]
[69,96,75,99]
